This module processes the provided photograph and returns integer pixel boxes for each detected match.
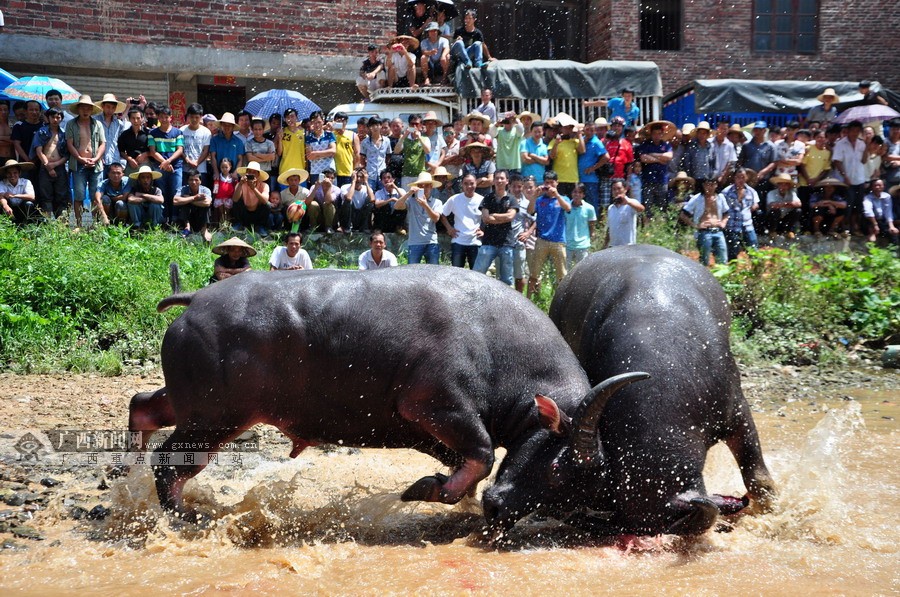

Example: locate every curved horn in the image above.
[570,371,651,466]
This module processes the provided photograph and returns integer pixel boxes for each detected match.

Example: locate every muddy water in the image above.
[0,375,897,596]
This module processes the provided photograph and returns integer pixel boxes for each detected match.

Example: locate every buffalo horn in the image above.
[570,371,651,466]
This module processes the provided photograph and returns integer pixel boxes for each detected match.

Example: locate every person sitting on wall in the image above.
[450,9,494,69]
[386,35,418,89]
[420,22,450,87]
[357,44,387,100]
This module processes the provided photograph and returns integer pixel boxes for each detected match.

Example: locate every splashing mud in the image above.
[0,370,896,594]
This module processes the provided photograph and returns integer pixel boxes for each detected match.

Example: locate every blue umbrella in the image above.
[0,68,18,102]
[2,75,80,107]
[243,89,321,121]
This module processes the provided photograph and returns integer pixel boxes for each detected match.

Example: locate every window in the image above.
[753,0,818,54]
[640,0,682,51]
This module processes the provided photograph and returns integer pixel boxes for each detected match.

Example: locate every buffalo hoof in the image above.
[400,473,449,502]
[666,497,718,536]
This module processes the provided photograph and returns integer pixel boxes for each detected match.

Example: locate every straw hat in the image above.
[389,35,420,50]
[218,112,237,126]
[518,111,540,122]
[460,141,494,158]
[69,94,102,116]
[212,237,257,257]
[95,93,126,114]
[815,177,848,188]
[422,110,443,125]
[408,171,442,189]
[432,166,452,180]
[816,88,840,103]
[668,171,695,187]
[236,161,270,181]
[465,112,490,127]
[639,120,676,141]
[694,120,712,131]
[128,165,162,180]
[555,112,578,128]
[0,159,34,175]
[769,173,796,187]
[277,167,310,186]
[593,117,609,127]
[680,123,696,137]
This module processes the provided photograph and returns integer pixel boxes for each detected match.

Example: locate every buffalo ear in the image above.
[534,395,572,436]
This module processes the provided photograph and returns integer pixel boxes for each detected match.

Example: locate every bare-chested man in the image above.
[0,103,14,160]
[65,95,106,228]
[232,160,271,235]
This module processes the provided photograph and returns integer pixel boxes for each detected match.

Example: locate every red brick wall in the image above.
[587,0,900,95]
[4,0,397,56]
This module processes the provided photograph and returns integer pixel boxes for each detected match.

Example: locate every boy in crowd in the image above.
[605,179,645,247]
[564,183,596,268]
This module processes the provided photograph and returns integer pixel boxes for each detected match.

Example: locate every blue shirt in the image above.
[95,115,128,166]
[520,137,548,180]
[607,97,641,127]
[636,140,672,185]
[148,126,184,169]
[535,193,570,243]
[577,135,608,183]
[209,132,245,171]
[98,177,131,198]
[564,202,596,249]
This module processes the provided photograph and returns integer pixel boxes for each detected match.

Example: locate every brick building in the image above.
[0,0,896,118]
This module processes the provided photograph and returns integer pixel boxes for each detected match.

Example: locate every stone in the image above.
[10,525,44,540]
[86,505,109,520]
[39,478,61,488]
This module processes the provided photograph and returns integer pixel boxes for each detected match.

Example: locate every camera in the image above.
[129,98,141,105]
[246,175,256,181]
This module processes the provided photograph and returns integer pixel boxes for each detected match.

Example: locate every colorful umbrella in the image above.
[0,68,19,103]
[1,76,80,107]
[833,104,900,124]
[243,89,321,121]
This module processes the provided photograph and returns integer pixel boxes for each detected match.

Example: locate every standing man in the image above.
[576,120,608,212]
[180,103,212,189]
[422,111,446,175]
[773,120,806,184]
[491,112,525,173]
[548,113,585,197]
[441,173,484,268]
[11,100,42,173]
[832,120,867,235]
[473,170,518,285]
[44,89,74,131]
[94,93,127,176]
[711,120,737,186]
[528,170,571,291]
[564,183,597,268]
[681,121,716,191]
[119,107,151,176]
[358,230,398,270]
[360,117,391,191]
[277,108,305,183]
[305,111,336,182]
[520,122,549,182]
[33,107,70,218]
[394,114,431,191]
[395,171,443,264]
[604,179,645,248]
[65,95,105,228]
[147,105,184,223]
[474,88,497,123]
[635,121,674,217]
[331,111,359,187]
[210,112,246,184]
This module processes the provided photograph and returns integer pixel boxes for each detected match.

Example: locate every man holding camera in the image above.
[394,114,431,191]
[528,170,571,292]
[232,161,271,236]
[548,113,585,197]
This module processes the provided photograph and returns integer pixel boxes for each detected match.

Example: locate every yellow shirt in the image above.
[549,138,580,183]
[334,129,355,177]
[279,127,306,175]
[800,145,831,186]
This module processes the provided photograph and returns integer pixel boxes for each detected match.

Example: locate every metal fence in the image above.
[461,95,660,125]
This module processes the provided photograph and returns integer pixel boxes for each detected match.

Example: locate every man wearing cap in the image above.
[0,159,36,223]
[422,111,446,176]
[395,171,443,264]
[358,230,398,270]
[576,120,608,212]
[490,111,525,173]
[635,121,674,216]
[173,168,212,241]
[473,170,518,285]
[65,95,106,228]
[210,112,246,185]
[126,165,164,228]
[420,22,450,86]
[739,121,776,188]
[528,170,571,290]
[181,103,212,189]
[548,113,585,197]
[520,122,549,182]
[807,89,839,126]
[32,107,70,219]
[583,90,641,128]
[394,114,431,191]
[681,121,716,192]
[232,161,272,235]
[832,120,868,234]
[147,105,184,223]
[357,44,386,100]
[441,173,484,268]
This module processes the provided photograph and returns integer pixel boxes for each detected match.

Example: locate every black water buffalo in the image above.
[510,245,775,536]
[130,265,647,529]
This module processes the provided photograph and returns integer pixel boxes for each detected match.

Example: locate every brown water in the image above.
[0,378,897,596]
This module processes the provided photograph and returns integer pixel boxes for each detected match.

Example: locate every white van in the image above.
[327,102,452,131]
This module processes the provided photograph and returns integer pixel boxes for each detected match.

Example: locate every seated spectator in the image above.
[232,160,271,235]
[680,178,729,266]
[402,1,429,40]
[373,170,406,233]
[210,237,254,284]
[474,89,497,123]
[357,44,387,100]
[461,141,496,193]
[420,22,450,86]
[340,167,375,233]
[173,168,213,241]
[126,165,165,228]
[387,36,418,89]
[269,231,313,270]
[278,167,310,233]
[764,174,802,237]
[305,167,341,233]
[527,170,571,291]
[94,162,130,225]
[583,89,641,128]
[0,159,37,224]
[863,179,898,246]
[668,170,695,207]
[33,107,70,219]
[564,183,597,269]
[450,9,494,69]
[810,177,848,237]
[605,179,645,248]
[358,230,398,270]
[441,173,484,268]
[395,171,444,264]
[807,88,839,126]
[435,5,454,38]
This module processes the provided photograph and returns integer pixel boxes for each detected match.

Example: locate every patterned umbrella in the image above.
[243,89,321,121]
[1,76,80,107]
[833,104,900,124]
[0,68,18,101]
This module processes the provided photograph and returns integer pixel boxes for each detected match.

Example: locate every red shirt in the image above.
[604,138,634,179]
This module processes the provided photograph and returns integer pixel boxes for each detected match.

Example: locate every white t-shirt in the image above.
[180,125,212,173]
[0,178,34,198]
[269,245,313,270]
[607,202,639,246]
[359,249,398,270]
[340,183,372,210]
[442,192,484,246]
